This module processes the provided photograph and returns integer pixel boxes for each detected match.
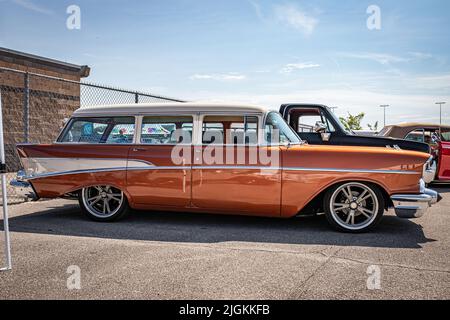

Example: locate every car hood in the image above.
[348,135,430,153]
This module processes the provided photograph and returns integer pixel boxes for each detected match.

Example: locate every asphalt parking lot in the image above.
[1,186,449,300]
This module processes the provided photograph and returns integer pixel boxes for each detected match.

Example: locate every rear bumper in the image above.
[391,182,440,219]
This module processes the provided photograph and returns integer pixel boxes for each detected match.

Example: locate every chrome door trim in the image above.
[283,167,419,175]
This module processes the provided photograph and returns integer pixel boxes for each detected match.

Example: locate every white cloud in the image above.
[339,52,409,65]
[411,74,450,90]
[274,4,318,36]
[280,62,320,74]
[340,51,440,66]
[189,73,246,81]
[12,0,53,15]
[408,52,434,60]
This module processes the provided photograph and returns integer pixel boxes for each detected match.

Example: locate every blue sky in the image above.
[1,0,450,127]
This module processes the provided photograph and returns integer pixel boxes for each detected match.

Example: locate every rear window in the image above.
[59,117,135,144]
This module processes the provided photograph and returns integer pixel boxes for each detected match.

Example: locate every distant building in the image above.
[0,47,90,172]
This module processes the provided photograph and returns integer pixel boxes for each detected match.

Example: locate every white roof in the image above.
[73,102,270,117]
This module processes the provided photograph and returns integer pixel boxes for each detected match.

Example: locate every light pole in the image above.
[379,105,390,127]
[436,102,446,126]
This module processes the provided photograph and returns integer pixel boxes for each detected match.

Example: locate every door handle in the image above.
[132,147,147,152]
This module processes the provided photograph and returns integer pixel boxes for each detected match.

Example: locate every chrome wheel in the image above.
[329,182,379,231]
[82,186,124,219]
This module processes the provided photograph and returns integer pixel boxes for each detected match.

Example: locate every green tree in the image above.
[339,112,365,131]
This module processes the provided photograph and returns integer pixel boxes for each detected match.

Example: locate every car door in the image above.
[438,141,450,180]
[126,115,194,207]
[191,113,281,216]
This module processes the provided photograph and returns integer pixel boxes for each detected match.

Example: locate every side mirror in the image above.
[321,132,331,142]
[314,121,327,133]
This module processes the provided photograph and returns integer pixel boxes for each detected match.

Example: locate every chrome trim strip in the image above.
[127,166,191,171]
[27,167,129,180]
[129,166,417,175]
[283,167,419,175]
[21,162,419,180]
[22,157,155,166]
[193,166,281,171]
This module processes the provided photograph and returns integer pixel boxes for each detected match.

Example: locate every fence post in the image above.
[135,92,139,104]
[0,89,12,271]
[23,72,30,143]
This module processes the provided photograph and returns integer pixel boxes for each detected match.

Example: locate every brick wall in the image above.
[0,56,85,172]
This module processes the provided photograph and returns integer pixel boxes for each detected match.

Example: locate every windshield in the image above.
[265,112,302,144]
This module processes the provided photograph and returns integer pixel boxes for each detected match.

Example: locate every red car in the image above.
[378,123,450,182]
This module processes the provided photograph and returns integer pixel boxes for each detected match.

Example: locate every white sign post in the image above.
[0,90,12,271]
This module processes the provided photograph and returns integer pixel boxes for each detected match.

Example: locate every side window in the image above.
[298,114,323,133]
[291,109,335,133]
[140,116,193,144]
[59,117,134,144]
[105,119,135,144]
[202,115,259,145]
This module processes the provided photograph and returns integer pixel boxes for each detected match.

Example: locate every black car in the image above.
[280,104,430,154]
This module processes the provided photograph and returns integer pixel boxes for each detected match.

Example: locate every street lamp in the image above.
[436,102,446,126]
[379,105,390,127]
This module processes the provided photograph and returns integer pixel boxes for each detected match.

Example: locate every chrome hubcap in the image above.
[330,183,379,230]
[82,185,124,218]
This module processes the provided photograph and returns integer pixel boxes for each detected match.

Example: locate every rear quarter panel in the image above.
[17,144,133,201]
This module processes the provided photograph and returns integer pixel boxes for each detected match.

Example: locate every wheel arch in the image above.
[298,179,392,216]
[68,183,134,207]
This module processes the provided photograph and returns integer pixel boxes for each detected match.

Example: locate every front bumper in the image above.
[10,170,37,201]
[391,181,441,219]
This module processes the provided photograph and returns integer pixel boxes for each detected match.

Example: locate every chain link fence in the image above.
[0,66,185,204]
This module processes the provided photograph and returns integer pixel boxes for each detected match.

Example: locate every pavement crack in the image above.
[331,255,450,274]
[294,247,344,299]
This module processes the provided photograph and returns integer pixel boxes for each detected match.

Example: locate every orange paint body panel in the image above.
[191,146,281,216]
[127,145,191,207]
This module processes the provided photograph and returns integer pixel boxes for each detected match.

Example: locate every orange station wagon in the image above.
[11,103,441,233]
